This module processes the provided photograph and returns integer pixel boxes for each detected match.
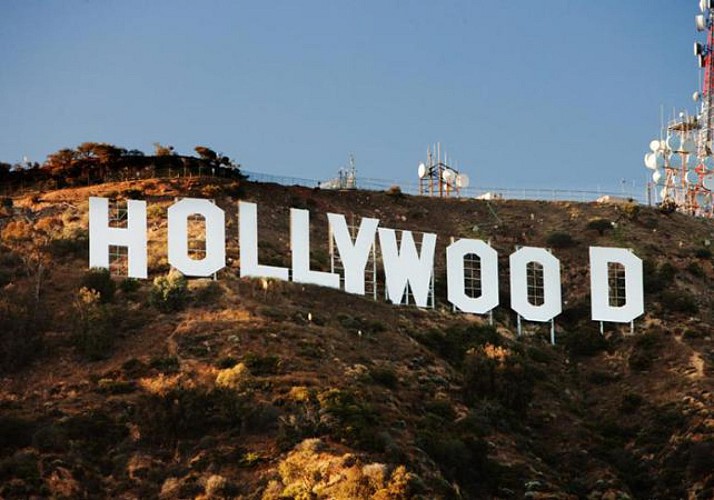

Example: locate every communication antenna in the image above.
[417,143,471,198]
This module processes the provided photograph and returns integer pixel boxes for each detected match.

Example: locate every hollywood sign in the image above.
[88,197,644,324]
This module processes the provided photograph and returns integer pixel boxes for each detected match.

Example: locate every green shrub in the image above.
[317,389,382,451]
[661,290,698,315]
[0,293,44,373]
[643,260,676,293]
[620,201,640,220]
[72,287,113,360]
[620,393,644,413]
[586,218,612,236]
[215,363,253,392]
[694,247,712,259]
[81,268,116,303]
[462,344,535,413]
[149,355,180,373]
[136,375,245,445]
[560,327,607,357]
[369,366,398,388]
[243,353,281,375]
[686,261,704,278]
[545,231,575,248]
[150,269,188,312]
[119,277,140,294]
[414,324,501,366]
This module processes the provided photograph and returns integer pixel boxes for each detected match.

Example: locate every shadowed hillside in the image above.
[1,176,714,498]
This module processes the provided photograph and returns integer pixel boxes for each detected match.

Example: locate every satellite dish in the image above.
[442,168,455,181]
[670,153,683,168]
[696,14,708,32]
[417,162,427,178]
[666,134,681,151]
[652,169,663,184]
[686,170,697,185]
[686,153,699,168]
[701,0,712,13]
[649,139,662,152]
[694,91,702,102]
[681,138,696,154]
[704,175,714,190]
[705,156,714,170]
[456,173,470,188]
[645,152,657,169]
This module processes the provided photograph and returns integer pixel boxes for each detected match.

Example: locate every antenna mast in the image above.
[696,1,714,158]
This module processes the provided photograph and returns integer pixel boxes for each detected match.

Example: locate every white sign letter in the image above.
[327,213,379,295]
[291,208,339,288]
[446,239,499,314]
[589,247,644,323]
[510,247,562,322]
[168,198,225,277]
[378,228,436,308]
[239,201,289,280]
[89,197,147,279]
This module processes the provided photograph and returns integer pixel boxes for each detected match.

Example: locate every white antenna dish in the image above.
[442,168,455,181]
[417,162,427,178]
[696,14,708,32]
[685,154,695,169]
[652,169,663,184]
[682,138,696,153]
[704,175,714,191]
[694,91,701,102]
[645,152,657,169]
[701,0,712,13]
[656,154,665,168]
[456,173,470,188]
[670,154,683,168]
[686,170,697,185]
[666,134,681,151]
[649,139,661,152]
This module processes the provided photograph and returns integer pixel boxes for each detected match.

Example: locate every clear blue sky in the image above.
[0,1,703,192]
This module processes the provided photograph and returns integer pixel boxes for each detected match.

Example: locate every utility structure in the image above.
[320,154,358,190]
[645,0,714,216]
[417,142,470,197]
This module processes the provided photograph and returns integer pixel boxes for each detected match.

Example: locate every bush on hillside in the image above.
[586,218,613,236]
[545,231,576,249]
[81,268,116,303]
[462,344,535,413]
[150,269,188,312]
[72,287,113,360]
[0,293,44,373]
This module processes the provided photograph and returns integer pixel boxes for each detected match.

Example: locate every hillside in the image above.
[1,177,714,499]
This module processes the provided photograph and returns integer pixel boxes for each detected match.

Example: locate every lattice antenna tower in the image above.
[417,142,469,197]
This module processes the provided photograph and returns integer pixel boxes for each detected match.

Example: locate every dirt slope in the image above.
[0,177,713,499]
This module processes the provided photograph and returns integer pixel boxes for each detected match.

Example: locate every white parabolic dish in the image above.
[704,175,714,191]
[456,173,470,189]
[417,162,427,179]
[652,169,662,184]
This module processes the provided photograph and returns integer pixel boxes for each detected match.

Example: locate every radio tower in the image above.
[695,0,714,159]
